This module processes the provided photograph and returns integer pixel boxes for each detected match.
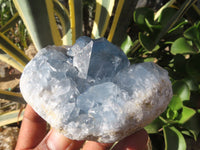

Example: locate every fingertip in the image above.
[82,141,113,150]
[38,129,84,150]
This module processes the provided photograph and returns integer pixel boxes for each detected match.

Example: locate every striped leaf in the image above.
[68,0,83,44]
[0,90,26,104]
[13,0,62,51]
[0,33,30,67]
[0,109,24,126]
[91,0,115,38]
[0,50,24,72]
[107,0,139,46]
[0,13,20,33]
[53,0,72,45]
[192,3,200,16]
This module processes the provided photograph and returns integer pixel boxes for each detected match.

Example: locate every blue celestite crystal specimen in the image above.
[20,36,173,143]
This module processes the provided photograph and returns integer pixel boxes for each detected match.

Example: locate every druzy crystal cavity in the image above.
[20,36,172,143]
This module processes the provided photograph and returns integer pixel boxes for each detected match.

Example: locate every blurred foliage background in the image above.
[0,0,200,149]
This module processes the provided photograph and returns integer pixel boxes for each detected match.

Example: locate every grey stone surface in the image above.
[20,37,172,143]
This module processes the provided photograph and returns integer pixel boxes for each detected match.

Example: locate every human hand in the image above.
[15,105,148,150]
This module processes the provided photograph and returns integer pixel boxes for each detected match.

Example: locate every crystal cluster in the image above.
[20,36,172,143]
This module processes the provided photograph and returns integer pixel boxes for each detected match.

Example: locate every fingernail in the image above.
[46,129,71,150]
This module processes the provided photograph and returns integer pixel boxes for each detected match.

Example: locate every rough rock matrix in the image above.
[20,36,173,143]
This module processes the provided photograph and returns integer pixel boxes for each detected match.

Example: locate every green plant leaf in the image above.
[184,24,200,41]
[158,7,177,26]
[13,0,62,50]
[68,0,83,44]
[184,23,200,50]
[127,40,141,56]
[0,32,30,67]
[183,78,199,91]
[168,18,188,33]
[168,95,183,111]
[163,126,186,150]
[121,35,133,55]
[108,0,138,46]
[154,0,176,20]
[91,0,115,38]
[177,106,196,124]
[171,37,196,55]
[144,18,161,33]
[139,33,155,50]
[166,95,182,120]
[134,7,154,32]
[53,0,72,45]
[145,117,165,134]
[182,114,200,141]
[186,54,200,82]
[166,108,179,120]
[181,130,194,139]
[155,0,196,47]
[172,80,190,101]
[144,57,155,62]
[0,109,24,127]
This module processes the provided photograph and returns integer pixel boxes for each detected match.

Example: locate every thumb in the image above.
[36,129,84,150]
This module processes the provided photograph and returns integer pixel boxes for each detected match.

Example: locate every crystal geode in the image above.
[20,36,173,143]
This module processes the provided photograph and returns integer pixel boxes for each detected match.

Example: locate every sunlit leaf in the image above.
[0,109,24,127]
[177,106,196,124]
[144,117,165,134]
[172,80,190,101]
[53,0,72,45]
[144,57,155,62]
[166,108,178,120]
[68,0,83,44]
[91,0,115,38]
[168,95,183,111]
[0,32,29,67]
[121,35,133,55]
[171,37,197,55]
[181,130,195,139]
[0,50,24,72]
